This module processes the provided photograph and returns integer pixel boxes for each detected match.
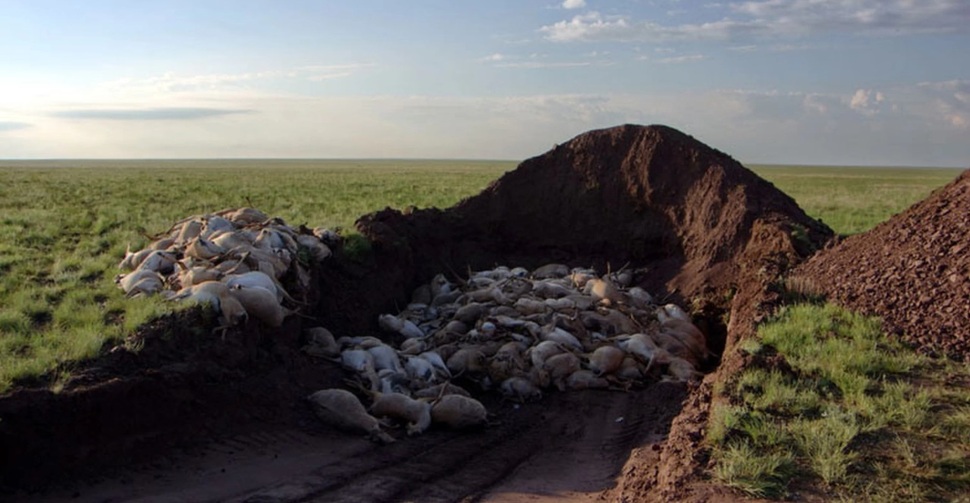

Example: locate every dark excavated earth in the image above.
[2,124,839,502]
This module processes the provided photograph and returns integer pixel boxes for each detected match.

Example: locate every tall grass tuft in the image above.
[790,407,860,485]
[713,440,795,498]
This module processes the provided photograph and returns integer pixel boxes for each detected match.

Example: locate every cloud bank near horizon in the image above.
[0,1,967,166]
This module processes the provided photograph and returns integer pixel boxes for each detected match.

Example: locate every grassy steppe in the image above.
[0,159,512,392]
[749,165,960,235]
[0,161,961,395]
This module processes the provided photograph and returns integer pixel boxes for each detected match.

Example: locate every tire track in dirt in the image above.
[27,383,686,503]
[474,382,686,502]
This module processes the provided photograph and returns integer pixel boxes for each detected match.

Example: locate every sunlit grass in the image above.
[713,439,795,498]
[707,303,970,501]
[749,165,961,235]
[790,407,860,485]
[0,159,512,394]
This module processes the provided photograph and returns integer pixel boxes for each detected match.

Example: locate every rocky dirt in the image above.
[796,169,970,361]
[0,124,831,502]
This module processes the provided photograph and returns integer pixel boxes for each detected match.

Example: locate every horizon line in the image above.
[0,158,964,170]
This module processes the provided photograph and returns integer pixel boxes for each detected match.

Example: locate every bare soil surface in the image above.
[0,124,831,502]
[796,169,970,361]
[27,384,686,503]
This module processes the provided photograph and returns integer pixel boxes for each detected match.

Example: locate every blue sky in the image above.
[1,0,968,166]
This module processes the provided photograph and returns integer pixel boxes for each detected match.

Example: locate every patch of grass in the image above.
[760,304,916,386]
[713,439,795,498]
[790,407,860,485]
[708,303,970,501]
[749,165,961,236]
[706,403,745,446]
[736,368,821,416]
[341,233,374,262]
[119,296,173,334]
[940,405,970,444]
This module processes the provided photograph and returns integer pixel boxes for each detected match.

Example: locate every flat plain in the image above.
[0,160,961,392]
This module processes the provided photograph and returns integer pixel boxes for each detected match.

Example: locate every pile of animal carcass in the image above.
[115,207,336,330]
[304,263,710,442]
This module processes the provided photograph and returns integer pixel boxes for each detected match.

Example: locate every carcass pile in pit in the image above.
[114,207,337,331]
[305,263,711,439]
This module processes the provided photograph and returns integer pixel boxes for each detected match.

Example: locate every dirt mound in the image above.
[2,124,831,501]
[337,125,830,349]
[796,169,970,361]
[325,124,832,500]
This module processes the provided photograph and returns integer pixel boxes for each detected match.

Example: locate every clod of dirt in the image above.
[796,169,970,361]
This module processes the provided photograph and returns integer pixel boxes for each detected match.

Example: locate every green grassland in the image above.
[709,302,970,501]
[0,160,962,396]
[749,165,960,235]
[0,159,512,392]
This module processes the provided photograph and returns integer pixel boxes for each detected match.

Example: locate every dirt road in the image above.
[28,383,686,503]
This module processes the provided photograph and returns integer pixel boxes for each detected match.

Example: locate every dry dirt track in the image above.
[29,382,686,503]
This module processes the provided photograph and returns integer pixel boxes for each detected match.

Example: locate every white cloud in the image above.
[299,64,375,82]
[916,80,970,130]
[540,11,768,42]
[849,89,889,116]
[539,12,635,42]
[562,0,586,9]
[494,61,592,69]
[103,64,374,94]
[481,51,610,69]
[51,107,252,121]
[802,93,831,114]
[541,0,970,42]
[0,121,31,132]
[657,54,706,64]
[729,43,816,52]
[730,0,969,34]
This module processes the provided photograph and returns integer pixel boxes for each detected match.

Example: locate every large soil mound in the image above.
[321,124,832,500]
[329,125,830,348]
[796,169,970,361]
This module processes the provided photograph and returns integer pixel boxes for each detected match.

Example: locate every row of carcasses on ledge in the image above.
[115,207,336,330]
[303,262,712,442]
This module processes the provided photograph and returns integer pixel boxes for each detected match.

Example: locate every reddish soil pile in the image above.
[340,125,830,351]
[796,169,970,361]
[333,124,832,500]
[2,124,831,501]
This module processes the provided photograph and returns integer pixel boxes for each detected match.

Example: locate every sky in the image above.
[1,0,968,166]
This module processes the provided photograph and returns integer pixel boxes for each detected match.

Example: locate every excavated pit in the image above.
[313,124,832,500]
[1,124,831,501]
[319,124,829,358]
